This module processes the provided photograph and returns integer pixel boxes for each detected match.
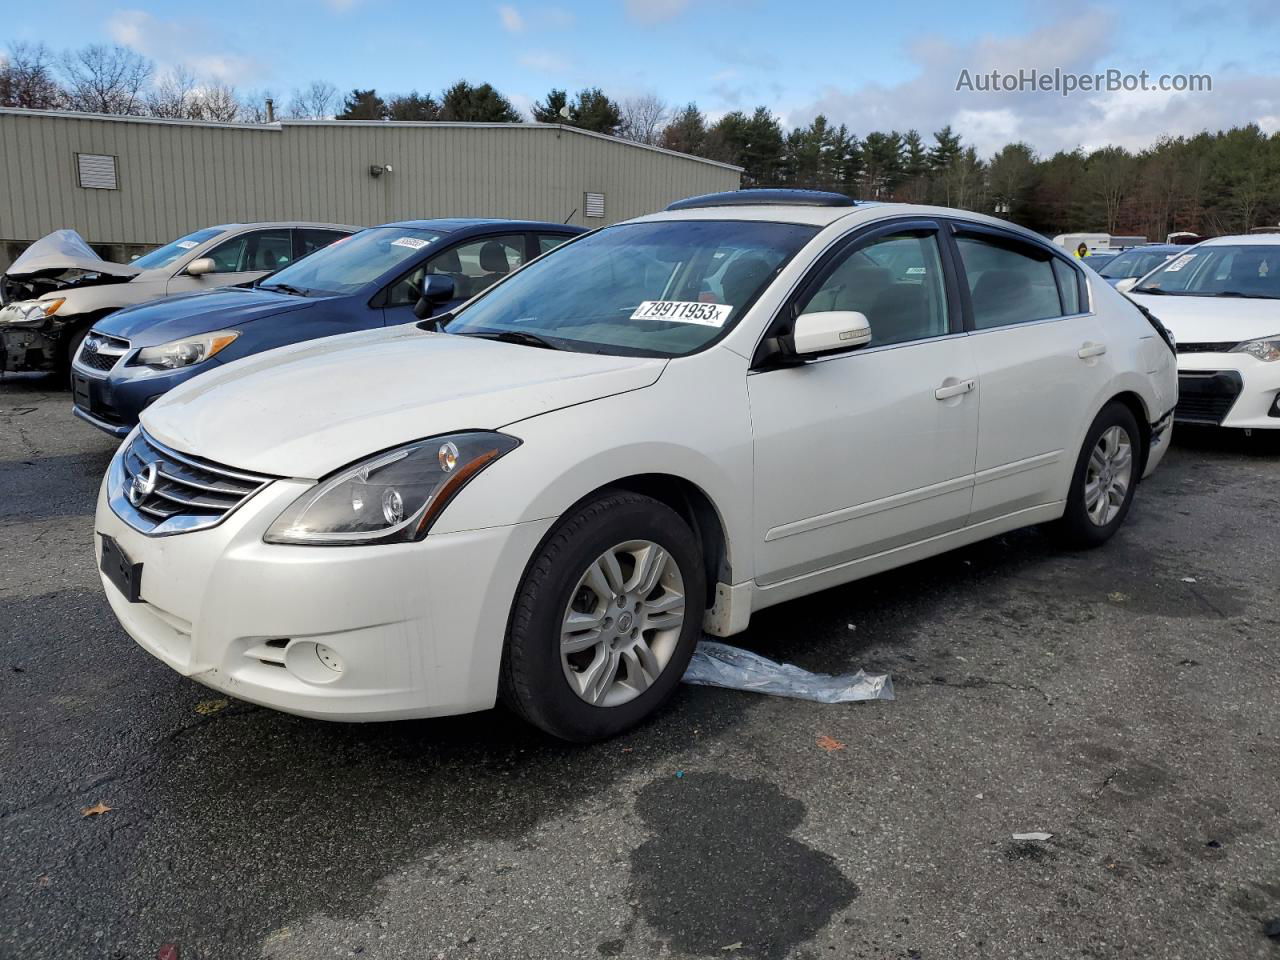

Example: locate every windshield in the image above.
[1099,249,1175,279]
[260,226,444,297]
[445,220,818,356]
[1135,245,1280,298]
[130,228,225,270]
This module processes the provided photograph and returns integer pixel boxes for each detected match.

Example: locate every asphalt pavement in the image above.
[2,372,1278,960]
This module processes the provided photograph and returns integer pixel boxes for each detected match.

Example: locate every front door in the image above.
[749,223,980,586]
[380,234,528,326]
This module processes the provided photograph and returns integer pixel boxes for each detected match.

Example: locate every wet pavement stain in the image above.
[630,773,858,959]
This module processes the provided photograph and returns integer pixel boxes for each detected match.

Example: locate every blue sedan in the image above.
[71,219,585,437]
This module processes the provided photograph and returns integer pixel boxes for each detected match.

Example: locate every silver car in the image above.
[0,221,357,376]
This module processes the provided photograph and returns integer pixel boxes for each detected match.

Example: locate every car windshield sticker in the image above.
[631,300,733,327]
[1166,254,1197,272]
[176,241,198,249]
[905,266,926,275]
[391,237,429,251]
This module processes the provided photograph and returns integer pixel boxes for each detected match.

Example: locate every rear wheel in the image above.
[1054,401,1141,547]
[500,491,706,741]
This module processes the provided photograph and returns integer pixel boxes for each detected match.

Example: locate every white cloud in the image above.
[624,0,691,25]
[784,11,1280,156]
[106,9,264,85]
[499,4,525,32]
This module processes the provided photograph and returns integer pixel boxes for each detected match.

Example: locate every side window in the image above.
[797,231,950,347]
[537,233,571,255]
[956,234,1062,329]
[1051,258,1082,314]
[203,229,293,274]
[295,229,348,259]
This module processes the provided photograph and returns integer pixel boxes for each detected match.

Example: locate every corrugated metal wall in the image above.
[0,110,740,265]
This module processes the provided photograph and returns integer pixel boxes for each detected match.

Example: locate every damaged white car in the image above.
[0,223,355,376]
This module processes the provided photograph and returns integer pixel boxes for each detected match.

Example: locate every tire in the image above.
[500,491,706,742]
[63,324,90,389]
[1054,401,1142,548]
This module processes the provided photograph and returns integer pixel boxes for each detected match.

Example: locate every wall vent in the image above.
[77,153,118,190]
[584,192,605,218]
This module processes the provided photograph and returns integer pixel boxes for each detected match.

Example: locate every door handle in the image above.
[1078,341,1107,359]
[934,378,976,400]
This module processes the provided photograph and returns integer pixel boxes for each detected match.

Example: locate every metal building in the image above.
[0,108,741,269]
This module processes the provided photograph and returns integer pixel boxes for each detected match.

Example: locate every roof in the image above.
[379,218,582,234]
[208,221,359,232]
[1197,234,1280,246]
[0,107,743,174]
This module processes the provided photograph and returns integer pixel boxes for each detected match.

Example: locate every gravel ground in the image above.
[2,372,1278,960]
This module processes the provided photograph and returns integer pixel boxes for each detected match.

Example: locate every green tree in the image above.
[336,88,387,120]
[987,142,1037,219]
[897,129,930,201]
[861,131,904,199]
[530,87,620,132]
[386,91,439,121]
[659,102,709,156]
[439,81,520,122]
[531,88,569,122]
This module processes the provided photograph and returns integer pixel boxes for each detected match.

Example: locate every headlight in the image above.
[135,330,238,369]
[1230,335,1280,362]
[264,432,520,545]
[4,298,65,324]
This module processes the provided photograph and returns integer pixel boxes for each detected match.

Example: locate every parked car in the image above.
[0,223,356,377]
[94,189,1176,741]
[1126,236,1279,429]
[1096,244,1183,287]
[71,219,585,437]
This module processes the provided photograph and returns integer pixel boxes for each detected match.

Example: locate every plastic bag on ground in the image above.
[682,640,894,703]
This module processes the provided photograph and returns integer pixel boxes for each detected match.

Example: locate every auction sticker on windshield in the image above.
[1166,254,1197,272]
[631,300,733,327]
[391,237,430,251]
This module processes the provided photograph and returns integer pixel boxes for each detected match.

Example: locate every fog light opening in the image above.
[282,640,346,684]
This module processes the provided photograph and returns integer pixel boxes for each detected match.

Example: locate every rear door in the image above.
[748,219,980,585]
[948,223,1109,523]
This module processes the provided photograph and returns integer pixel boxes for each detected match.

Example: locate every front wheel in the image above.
[500,491,706,741]
[1054,401,1142,548]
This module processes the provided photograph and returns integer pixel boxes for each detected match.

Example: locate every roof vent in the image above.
[666,188,858,211]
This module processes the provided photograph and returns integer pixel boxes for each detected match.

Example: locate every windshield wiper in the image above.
[462,330,560,350]
[1133,287,1165,294]
[1216,290,1279,299]
[260,282,309,297]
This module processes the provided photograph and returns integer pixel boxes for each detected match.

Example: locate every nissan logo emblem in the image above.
[128,463,158,506]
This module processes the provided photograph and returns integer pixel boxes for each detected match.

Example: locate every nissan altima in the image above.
[94,189,1177,741]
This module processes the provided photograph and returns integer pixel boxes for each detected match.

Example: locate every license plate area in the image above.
[100,534,142,603]
[72,374,91,409]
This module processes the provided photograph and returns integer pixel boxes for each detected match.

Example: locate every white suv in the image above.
[94,190,1177,741]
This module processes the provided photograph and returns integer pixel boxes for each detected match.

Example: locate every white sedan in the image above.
[1125,236,1280,429]
[94,190,1177,741]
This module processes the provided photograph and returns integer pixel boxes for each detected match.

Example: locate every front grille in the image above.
[115,430,276,534]
[79,331,130,372]
[1177,341,1238,354]
[1175,370,1243,425]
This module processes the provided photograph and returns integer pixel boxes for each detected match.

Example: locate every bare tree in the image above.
[0,42,64,108]
[618,93,668,145]
[147,65,199,118]
[194,82,240,122]
[61,44,152,115]
[287,80,338,119]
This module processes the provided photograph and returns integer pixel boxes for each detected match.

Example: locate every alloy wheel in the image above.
[560,539,687,707]
[1084,425,1133,526]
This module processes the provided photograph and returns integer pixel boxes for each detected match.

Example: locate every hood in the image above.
[2,229,141,304]
[141,326,667,478]
[1128,292,1280,345]
[94,287,316,344]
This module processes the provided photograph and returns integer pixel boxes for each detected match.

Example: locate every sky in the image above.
[6,0,1279,157]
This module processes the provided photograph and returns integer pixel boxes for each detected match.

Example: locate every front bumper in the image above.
[71,361,208,437]
[0,316,60,372]
[95,470,555,721]
[1176,353,1280,429]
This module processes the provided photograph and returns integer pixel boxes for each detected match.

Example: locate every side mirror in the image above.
[186,257,216,277]
[1114,277,1139,294]
[786,310,872,358]
[412,274,456,319]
